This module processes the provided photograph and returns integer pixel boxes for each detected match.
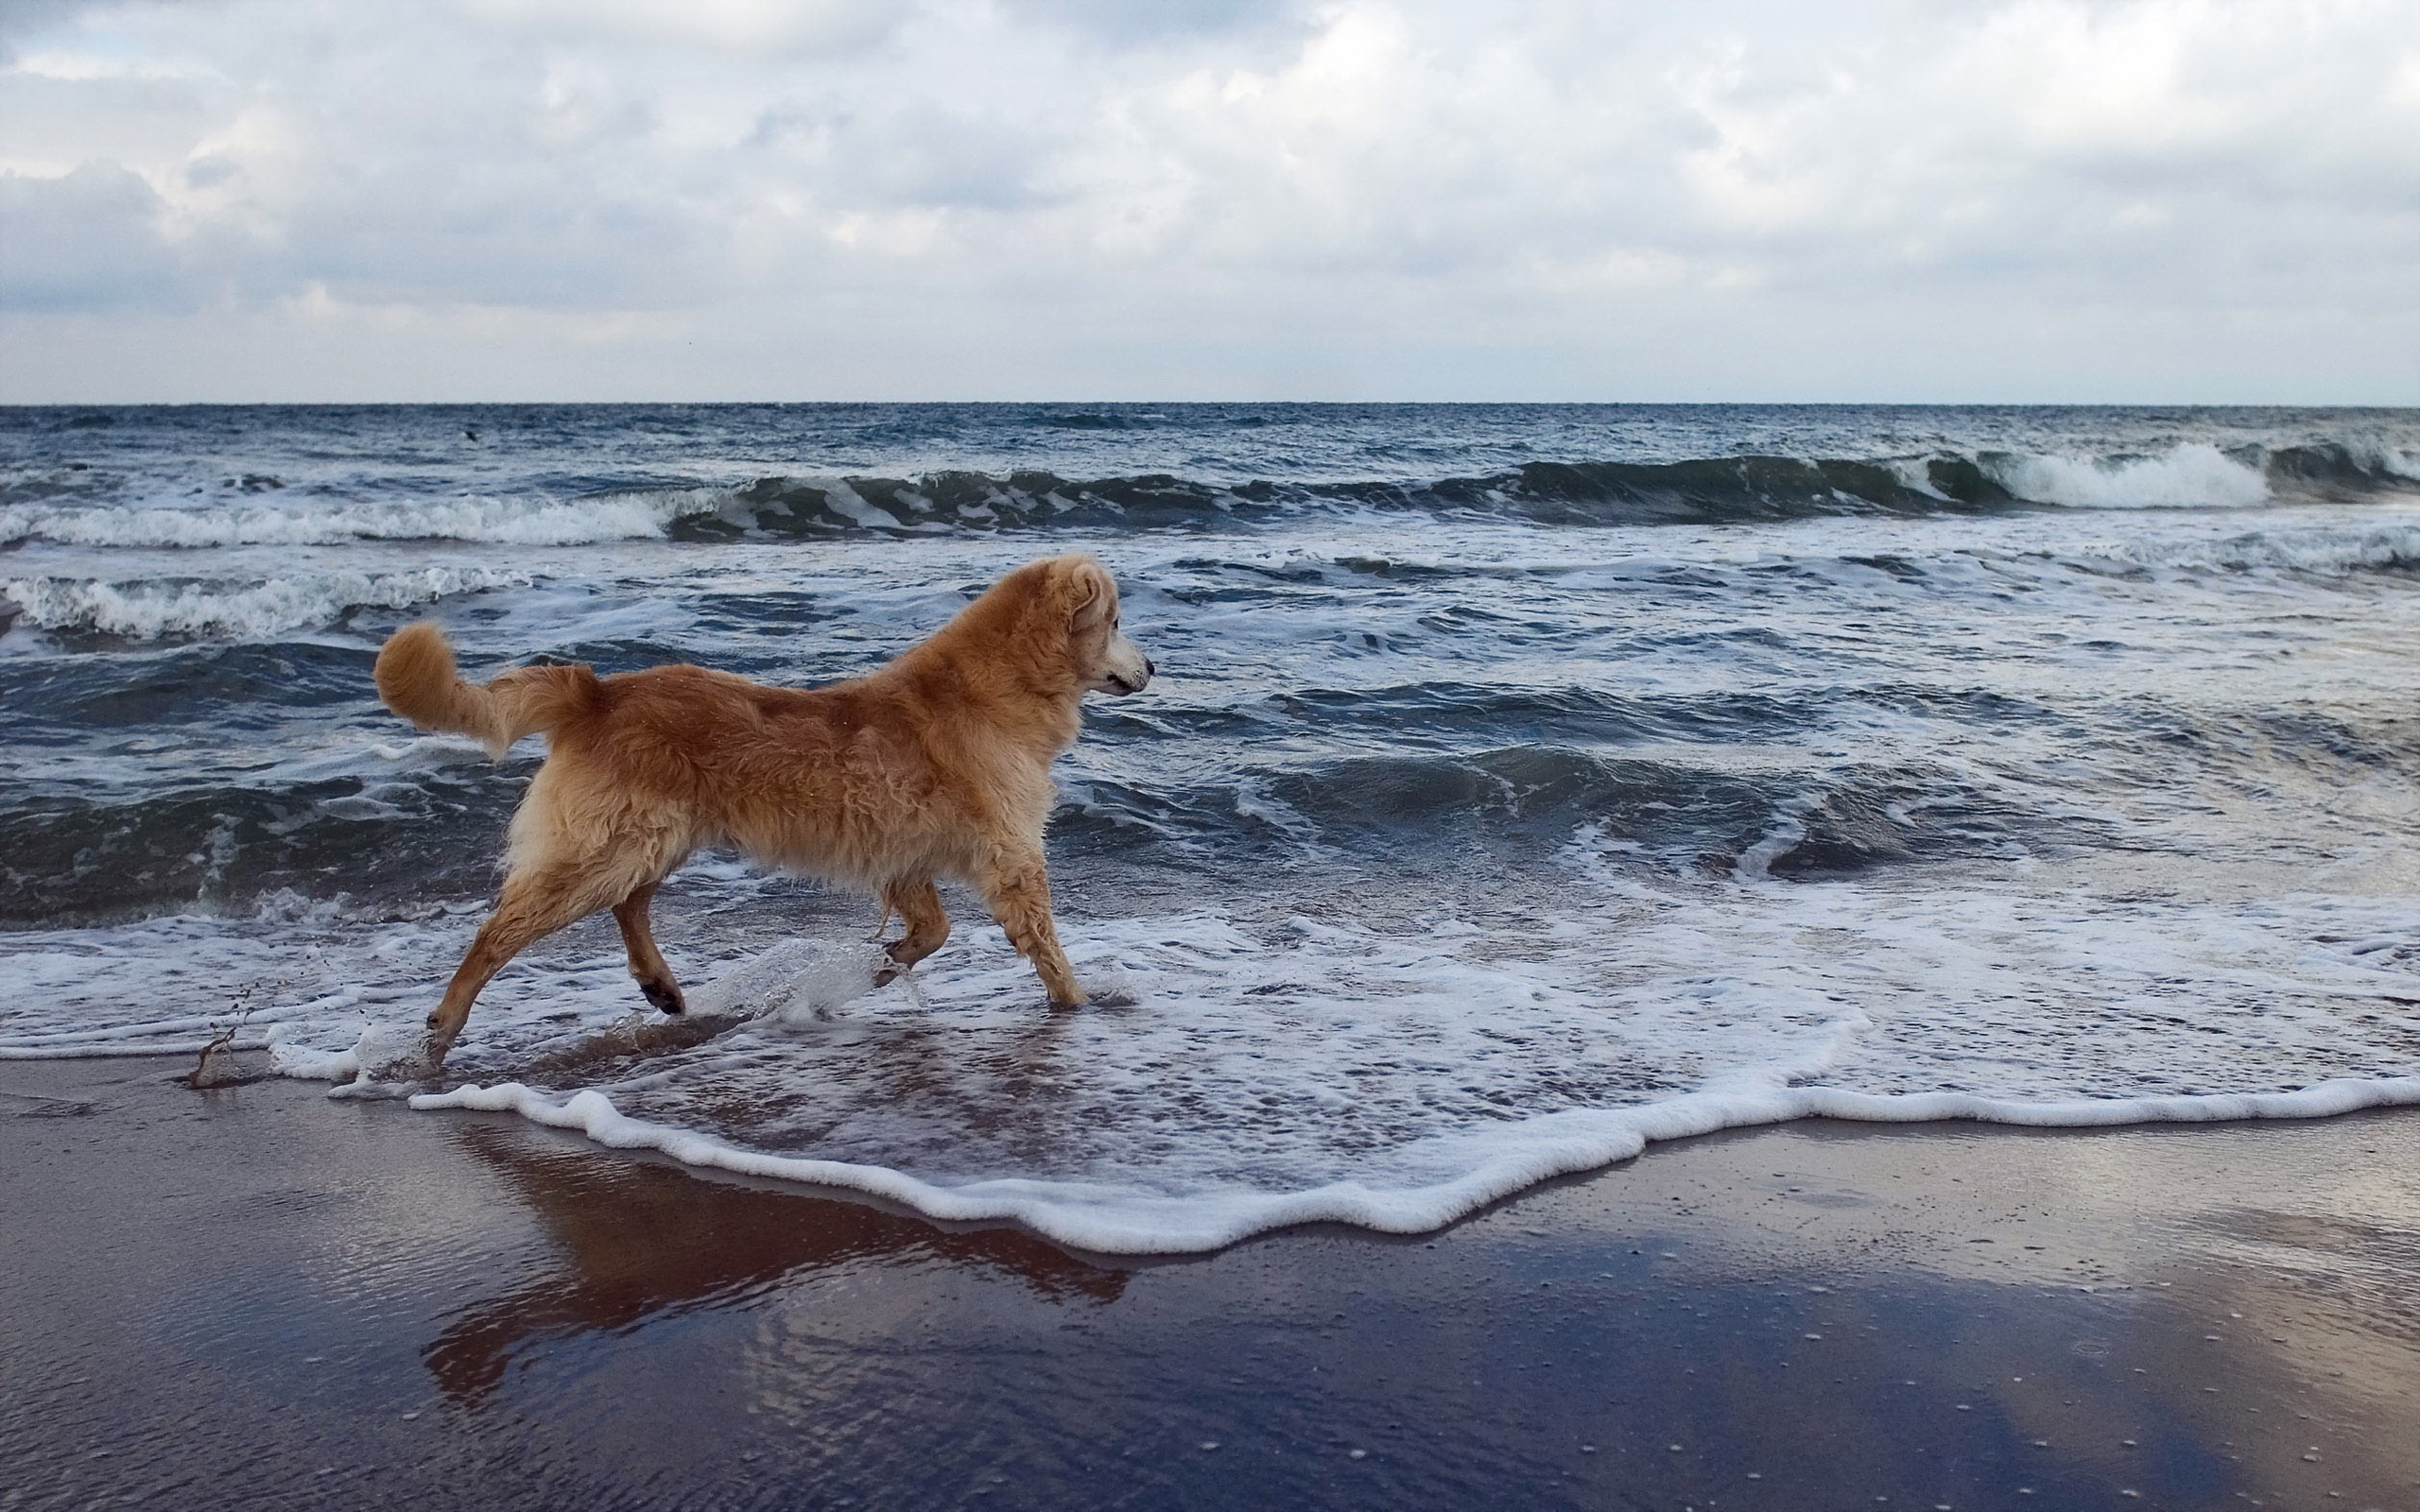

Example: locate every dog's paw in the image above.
[638,977,687,1016]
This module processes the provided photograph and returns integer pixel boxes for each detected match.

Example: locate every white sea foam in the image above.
[2066,524,2420,576]
[0,916,308,1045]
[382,861,2420,1247]
[15,857,2377,1256]
[407,1072,2420,1255]
[685,936,890,1025]
[269,1020,435,1088]
[1986,443,2273,509]
[1882,456,1952,500]
[0,564,531,639]
[0,489,726,550]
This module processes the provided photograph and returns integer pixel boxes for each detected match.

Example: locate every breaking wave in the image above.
[4,440,2415,549]
[2062,523,2420,576]
[676,440,2420,537]
[0,490,714,549]
[1,565,532,640]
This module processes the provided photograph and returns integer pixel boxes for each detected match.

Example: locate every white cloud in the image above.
[0,0,2413,400]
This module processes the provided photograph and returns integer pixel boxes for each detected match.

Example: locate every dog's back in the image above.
[542,664,996,890]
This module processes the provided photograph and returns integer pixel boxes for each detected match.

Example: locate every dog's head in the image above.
[946,554,1156,701]
[1049,555,1154,696]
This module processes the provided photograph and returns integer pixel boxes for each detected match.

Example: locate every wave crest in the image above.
[667,439,2420,535]
[1,565,531,640]
[6,439,2416,548]
[0,490,722,550]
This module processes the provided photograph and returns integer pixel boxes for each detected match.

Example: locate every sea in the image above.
[5,403,2417,1253]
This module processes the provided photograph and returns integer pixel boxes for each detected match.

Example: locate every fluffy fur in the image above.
[373,552,1154,1063]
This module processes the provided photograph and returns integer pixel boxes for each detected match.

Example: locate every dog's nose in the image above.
[1145,658,1157,678]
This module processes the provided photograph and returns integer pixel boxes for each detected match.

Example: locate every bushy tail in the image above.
[373,622,601,759]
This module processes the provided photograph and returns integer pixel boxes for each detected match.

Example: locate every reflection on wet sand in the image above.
[425,1123,1129,1401]
[8,1057,2416,1512]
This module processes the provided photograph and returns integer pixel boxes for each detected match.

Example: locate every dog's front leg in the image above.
[974,850,1086,1008]
[874,878,951,987]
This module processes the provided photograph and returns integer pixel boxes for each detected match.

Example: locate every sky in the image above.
[1,0,2415,404]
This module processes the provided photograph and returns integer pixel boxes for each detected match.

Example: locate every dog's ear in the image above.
[1062,557,1117,631]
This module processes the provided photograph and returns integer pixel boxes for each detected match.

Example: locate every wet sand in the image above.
[4,1055,2415,1512]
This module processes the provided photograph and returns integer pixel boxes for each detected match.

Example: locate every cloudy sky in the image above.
[2,0,2415,403]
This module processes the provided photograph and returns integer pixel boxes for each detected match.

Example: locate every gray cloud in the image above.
[0,0,101,55]
[0,0,2414,401]
[1001,0,1300,44]
[0,161,181,309]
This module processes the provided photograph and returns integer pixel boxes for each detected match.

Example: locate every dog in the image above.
[372,552,1153,1064]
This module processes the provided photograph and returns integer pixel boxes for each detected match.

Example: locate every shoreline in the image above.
[406,1065,2420,1256]
[7,1054,2416,1510]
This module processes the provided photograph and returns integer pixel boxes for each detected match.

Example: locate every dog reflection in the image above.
[424,1125,1129,1402]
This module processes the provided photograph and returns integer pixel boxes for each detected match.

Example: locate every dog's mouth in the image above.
[1093,653,1155,696]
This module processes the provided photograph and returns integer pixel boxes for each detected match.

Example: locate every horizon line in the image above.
[5,398,2416,411]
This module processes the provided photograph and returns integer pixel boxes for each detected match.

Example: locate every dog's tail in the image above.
[374,622,601,759]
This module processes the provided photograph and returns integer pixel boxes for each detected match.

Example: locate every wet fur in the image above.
[373,553,1152,1063]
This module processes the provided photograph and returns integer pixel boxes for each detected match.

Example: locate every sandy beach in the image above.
[5,1053,2413,1511]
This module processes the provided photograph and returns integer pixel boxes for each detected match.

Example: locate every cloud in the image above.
[1,0,2414,400]
[0,0,99,59]
[0,160,181,309]
[451,0,908,56]
[1003,0,1297,44]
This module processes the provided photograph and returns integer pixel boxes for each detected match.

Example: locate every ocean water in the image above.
[5,403,2418,1253]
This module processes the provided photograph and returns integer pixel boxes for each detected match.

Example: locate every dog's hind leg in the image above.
[974,850,1086,1008]
[612,880,686,1015]
[873,878,951,987]
[425,862,631,1063]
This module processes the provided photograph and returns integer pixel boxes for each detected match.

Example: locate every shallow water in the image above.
[6,403,2419,1251]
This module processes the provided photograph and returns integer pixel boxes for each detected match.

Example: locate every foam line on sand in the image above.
[410,1073,2420,1256]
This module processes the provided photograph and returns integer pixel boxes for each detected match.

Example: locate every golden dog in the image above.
[372,553,1153,1063]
